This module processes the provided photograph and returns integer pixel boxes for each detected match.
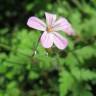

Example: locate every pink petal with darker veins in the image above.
[27,17,46,31]
[45,12,56,26]
[53,17,75,36]
[40,31,54,48]
[53,32,68,50]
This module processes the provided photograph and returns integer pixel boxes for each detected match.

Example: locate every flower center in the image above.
[47,25,53,32]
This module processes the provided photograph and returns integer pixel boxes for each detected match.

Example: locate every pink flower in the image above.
[27,12,75,50]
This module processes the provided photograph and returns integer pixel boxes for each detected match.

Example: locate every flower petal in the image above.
[53,17,75,35]
[45,12,56,26]
[53,32,68,50]
[27,16,46,31]
[40,31,54,48]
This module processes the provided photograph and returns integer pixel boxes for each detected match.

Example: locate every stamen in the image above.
[47,25,53,32]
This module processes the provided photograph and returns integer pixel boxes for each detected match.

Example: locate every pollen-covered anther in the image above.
[47,25,53,32]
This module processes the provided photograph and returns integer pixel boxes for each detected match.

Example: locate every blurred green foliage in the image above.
[0,0,96,96]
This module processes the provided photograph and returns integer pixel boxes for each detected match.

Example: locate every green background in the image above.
[0,0,96,96]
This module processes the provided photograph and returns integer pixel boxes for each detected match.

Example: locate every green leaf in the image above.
[59,69,74,96]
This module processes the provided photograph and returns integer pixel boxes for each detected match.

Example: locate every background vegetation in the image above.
[0,0,96,96]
